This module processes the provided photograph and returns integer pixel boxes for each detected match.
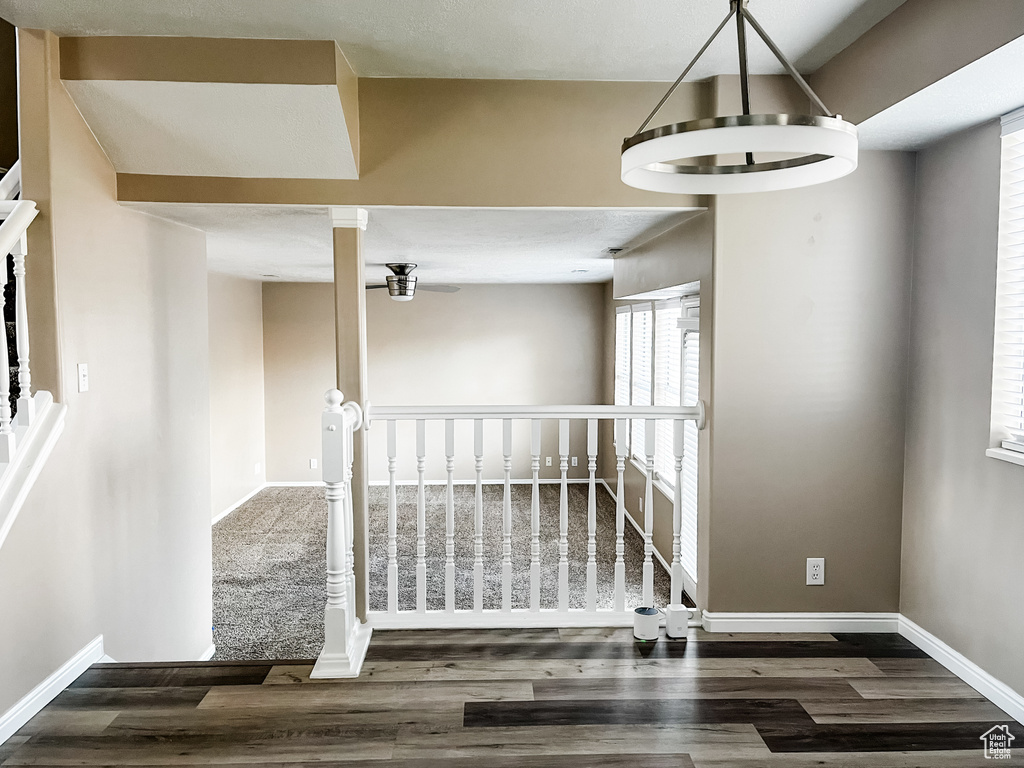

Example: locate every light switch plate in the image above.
[309,458,318,470]
[77,363,89,392]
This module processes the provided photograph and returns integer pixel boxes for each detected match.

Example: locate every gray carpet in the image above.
[213,484,670,660]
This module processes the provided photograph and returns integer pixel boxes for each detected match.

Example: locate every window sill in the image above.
[986,447,1024,467]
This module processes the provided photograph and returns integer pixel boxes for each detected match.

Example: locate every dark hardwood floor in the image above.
[2,627,1020,766]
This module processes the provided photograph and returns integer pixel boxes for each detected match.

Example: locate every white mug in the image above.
[633,606,662,641]
[665,603,691,638]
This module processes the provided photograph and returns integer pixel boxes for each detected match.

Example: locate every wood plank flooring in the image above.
[2,627,1020,766]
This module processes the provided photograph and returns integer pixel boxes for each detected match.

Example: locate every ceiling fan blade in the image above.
[365,284,389,290]
[417,284,460,293]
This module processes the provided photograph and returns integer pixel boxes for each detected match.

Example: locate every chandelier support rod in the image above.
[742,7,834,118]
[632,6,736,137]
[735,2,754,165]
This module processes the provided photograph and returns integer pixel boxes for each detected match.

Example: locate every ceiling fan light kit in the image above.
[621,0,858,195]
[367,263,460,301]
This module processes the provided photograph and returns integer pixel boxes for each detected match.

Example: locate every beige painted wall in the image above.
[0,29,212,715]
[262,282,337,483]
[208,273,266,518]
[117,78,708,210]
[0,19,16,172]
[262,282,606,483]
[902,120,1024,696]
[707,151,916,613]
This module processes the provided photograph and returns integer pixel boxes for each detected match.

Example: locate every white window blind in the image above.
[654,302,683,484]
[630,305,652,459]
[993,119,1024,453]
[614,309,631,408]
[680,331,700,581]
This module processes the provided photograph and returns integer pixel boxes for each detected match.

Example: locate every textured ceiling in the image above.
[859,36,1024,150]
[63,82,357,178]
[125,204,697,284]
[0,0,906,81]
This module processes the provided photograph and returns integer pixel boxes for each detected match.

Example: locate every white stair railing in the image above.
[312,389,372,678]
[0,161,67,555]
[363,402,705,629]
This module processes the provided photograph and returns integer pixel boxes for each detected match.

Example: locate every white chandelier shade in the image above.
[621,114,859,195]
[620,0,859,195]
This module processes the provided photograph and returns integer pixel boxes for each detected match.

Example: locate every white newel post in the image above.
[311,389,371,679]
[12,235,32,425]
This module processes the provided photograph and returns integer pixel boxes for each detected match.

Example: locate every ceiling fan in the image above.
[366,263,460,302]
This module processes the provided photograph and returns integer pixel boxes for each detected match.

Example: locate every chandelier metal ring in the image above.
[620,0,860,195]
[621,114,858,194]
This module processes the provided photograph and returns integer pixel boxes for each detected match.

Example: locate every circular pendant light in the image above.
[621,0,859,195]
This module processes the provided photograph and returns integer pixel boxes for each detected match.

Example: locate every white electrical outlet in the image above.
[545,457,552,467]
[571,456,578,467]
[77,363,89,392]
[806,557,825,585]
[254,462,261,475]
[309,458,318,470]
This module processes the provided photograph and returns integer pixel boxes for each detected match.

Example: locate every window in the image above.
[680,328,699,580]
[614,309,631,408]
[630,305,653,460]
[616,299,699,485]
[990,107,1024,464]
[653,302,682,483]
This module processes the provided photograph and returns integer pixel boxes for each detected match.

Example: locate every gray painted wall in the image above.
[901,120,1024,695]
[708,151,916,613]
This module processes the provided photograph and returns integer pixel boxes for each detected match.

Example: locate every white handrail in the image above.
[0,201,38,259]
[0,160,20,201]
[368,402,706,427]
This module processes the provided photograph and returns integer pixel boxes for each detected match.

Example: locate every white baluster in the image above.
[530,419,541,612]
[614,418,627,612]
[473,419,484,612]
[558,419,569,611]
[344,419,358,623]
[386,420,398,614]
[415,420,427,613]
[671,419,685,605]
[0,264,14,463]
[501,418,513,612]
[12,235,32,424]
[445,419,456,614]
[643,418,656,607]
[586,418,598,611]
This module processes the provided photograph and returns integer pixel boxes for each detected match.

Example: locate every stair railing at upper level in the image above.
[0,160,67,552]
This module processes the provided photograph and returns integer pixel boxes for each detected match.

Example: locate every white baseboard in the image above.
[0,634,103,746]
[701,611,900,633]
[369,609,637,630]
[212,482,328,526]
[899,615,1024,726]
[368,478,593,487]
[211,483,267,526]
[197,644,216,661]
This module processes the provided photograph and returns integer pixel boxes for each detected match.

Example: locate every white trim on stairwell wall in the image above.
[0,635,104,746]
[898,614,1024,726]
[598,478,698,604]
